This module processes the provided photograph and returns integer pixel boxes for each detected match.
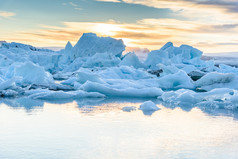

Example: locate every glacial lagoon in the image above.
[1,33,238,159]
[1,98,238,159]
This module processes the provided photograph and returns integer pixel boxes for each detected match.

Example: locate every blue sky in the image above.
[1,0,238,53]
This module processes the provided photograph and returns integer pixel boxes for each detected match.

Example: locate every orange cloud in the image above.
[3,17,238,53]
[0,11,15,18]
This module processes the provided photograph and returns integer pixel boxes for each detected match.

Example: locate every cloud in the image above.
[65,2,82,11]
[215,42,238,46]
[96,0,121,2]
[3,0,238,53]
[69,2,78,7]
[113,31,172,39]
[0,11,15,18]
[98,0,238,25]
[190,0,238,13]
[4,0,238,53]
[74,8,82,10]
[122,0,238,14]
[9,17,238,53]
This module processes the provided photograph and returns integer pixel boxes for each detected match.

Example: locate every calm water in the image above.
[0,97,238,159]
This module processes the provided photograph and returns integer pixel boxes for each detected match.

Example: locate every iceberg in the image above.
[145,42,203,69]
[68,33,125,62]
[0,32,238,111]
[58,33,125,72]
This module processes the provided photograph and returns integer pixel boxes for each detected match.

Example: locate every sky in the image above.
[1,0,238,53]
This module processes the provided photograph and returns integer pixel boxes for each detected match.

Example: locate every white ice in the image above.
[1,33,238,110]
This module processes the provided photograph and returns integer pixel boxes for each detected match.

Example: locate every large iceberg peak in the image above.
[65,41,73,52]
[160,42,173,50]
[69,33,125,61]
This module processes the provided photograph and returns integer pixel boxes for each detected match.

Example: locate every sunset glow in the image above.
[1,0,238,53]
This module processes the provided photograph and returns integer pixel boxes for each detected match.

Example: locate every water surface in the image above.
[0,98,238,159]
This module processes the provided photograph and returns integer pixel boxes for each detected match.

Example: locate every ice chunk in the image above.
[2,42,52,52]
[6,62,55,87]
[28,89,105,99]
[0,41,61,73]
[62,52,121,72]
[61,77,78,86]
[161,88,235,107]
[179,44,202,59]
[175,90,199,105]
[145,50,168,69]
[179,65,197,74]
[98,66,154,80]
[76,69,105,84]
[29,90,74,99]
[156,64,179,76]
[29,51,61,73]
[195,72,237,91]
[61,66,159,97]
[0,90,18,97]
[201,88,234,101]
[69,33,125,61]
[24,88,50,96]
[161,89,198,106]
[0,78,16,90]
[120,52,146,68]
[139,101,160,111]
[145,42,205,69]
[82,52,121,68]
[80,81,163,98]
[218,64,238,74]
[158,70,194,90]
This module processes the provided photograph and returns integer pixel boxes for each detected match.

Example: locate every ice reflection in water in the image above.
[0,97,238,159]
